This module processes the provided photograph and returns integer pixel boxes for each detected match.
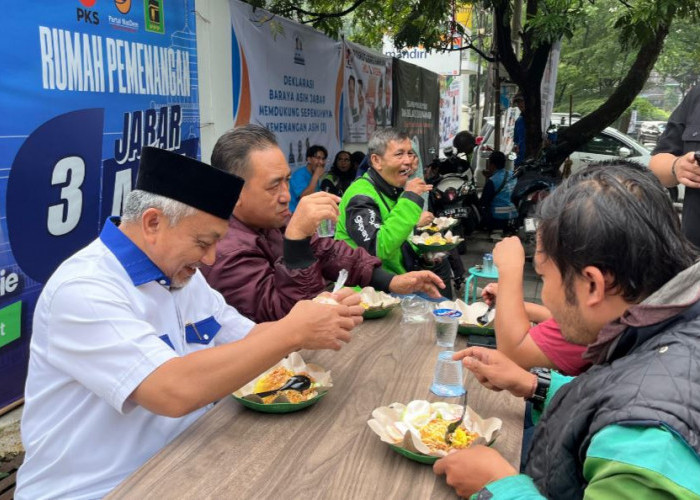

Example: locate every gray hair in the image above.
[121,189,197,226]
[368,127,410,158]
[211,124,279,179]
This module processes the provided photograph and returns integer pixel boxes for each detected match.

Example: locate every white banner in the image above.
[628,109,638,134]
[342,40,393,143]
[382,36,461,76]
[540,40,562,133]
[229,0,343,169]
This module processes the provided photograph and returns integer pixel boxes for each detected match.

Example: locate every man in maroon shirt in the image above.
[202,124,444,322]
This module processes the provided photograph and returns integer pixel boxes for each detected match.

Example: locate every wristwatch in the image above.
[526,367,551,409]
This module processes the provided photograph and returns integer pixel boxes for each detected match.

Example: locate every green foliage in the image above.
[245,0,697,160]
[632,98,671,121]
[521,0,585,47]
[656,17,700,95]
[555,96,669,121]
[555,0,641,106]
[613,0,700,48]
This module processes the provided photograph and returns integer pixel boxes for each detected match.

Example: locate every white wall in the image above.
[195,0,234,163]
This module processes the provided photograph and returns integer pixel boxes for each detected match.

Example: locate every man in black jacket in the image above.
[434,161,700,498]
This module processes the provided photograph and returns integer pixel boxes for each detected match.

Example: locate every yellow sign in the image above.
[456,6,473,29]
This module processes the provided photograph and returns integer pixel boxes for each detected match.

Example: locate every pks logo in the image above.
[144,0,164,34]
[77,0,100,24]
[115,0,131,14]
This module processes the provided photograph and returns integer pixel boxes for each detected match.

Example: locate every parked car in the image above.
[473,115,683,202]
[568,125,649,173]
[638,121,666,146]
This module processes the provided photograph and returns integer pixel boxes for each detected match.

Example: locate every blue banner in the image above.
[0,0,200,410]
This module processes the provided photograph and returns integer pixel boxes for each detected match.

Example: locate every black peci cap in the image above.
[136,147,244,220]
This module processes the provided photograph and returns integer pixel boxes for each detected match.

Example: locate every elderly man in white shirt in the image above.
[15,147,363,500]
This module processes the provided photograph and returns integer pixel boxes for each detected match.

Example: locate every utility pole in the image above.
[473,7,482,131]
[493,13,500,151]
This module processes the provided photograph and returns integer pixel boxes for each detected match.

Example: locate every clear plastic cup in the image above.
[433,308,462,348]
[483,253,494,273]
[316,219,335,238]
[400,295,432,323]
[430,350,465,397]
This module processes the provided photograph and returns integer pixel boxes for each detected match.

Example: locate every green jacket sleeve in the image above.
[471,422,700,499]
[374,193,423,260]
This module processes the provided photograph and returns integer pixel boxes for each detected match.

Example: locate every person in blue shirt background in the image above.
[512,93,526,167]
[479,151,518,232]
[289,145,327,212]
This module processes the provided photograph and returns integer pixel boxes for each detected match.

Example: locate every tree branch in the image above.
[520,0,539,69]
[554,24,671,164]
[447,44,496,62]
[495,4,524,86]
[615,0,633,9]
[282,0,368,24]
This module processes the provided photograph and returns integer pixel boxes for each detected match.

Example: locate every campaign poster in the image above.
[342,40,393,143]
[229,0,342,170]
[393,59,440,175]
[0,0,200,411]
[439,75,462,150]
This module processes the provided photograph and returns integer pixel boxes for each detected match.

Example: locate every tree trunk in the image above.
[551,25,670,166]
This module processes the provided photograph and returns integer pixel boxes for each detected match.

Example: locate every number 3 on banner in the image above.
[6,108,103,284]
[47,157,85,236]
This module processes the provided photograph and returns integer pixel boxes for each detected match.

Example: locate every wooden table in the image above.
[108,310,525,499]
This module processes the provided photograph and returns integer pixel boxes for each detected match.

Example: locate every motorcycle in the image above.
[510,146,561,251]
[426,149,481,254]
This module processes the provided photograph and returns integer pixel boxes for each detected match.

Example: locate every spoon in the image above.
[254,375,312,398]
[445,392,468,445]
[332,268,349,294]
[477,302,495,326]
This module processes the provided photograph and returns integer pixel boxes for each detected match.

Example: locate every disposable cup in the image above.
[433,308,462,348]
[430,350,465,397]
[316,219,335,238]
[400,295,432,323]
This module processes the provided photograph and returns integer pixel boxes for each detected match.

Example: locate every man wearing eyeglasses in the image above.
[336,128,444,289]
[289,144,327,213]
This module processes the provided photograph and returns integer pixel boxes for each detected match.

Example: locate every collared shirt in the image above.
[16,218,254,500]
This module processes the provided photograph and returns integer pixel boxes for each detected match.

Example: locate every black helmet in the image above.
[453,131,476,154]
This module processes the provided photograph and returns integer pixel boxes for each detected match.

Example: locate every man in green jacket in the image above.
[434,161,700,499]
[336,128,456,295]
